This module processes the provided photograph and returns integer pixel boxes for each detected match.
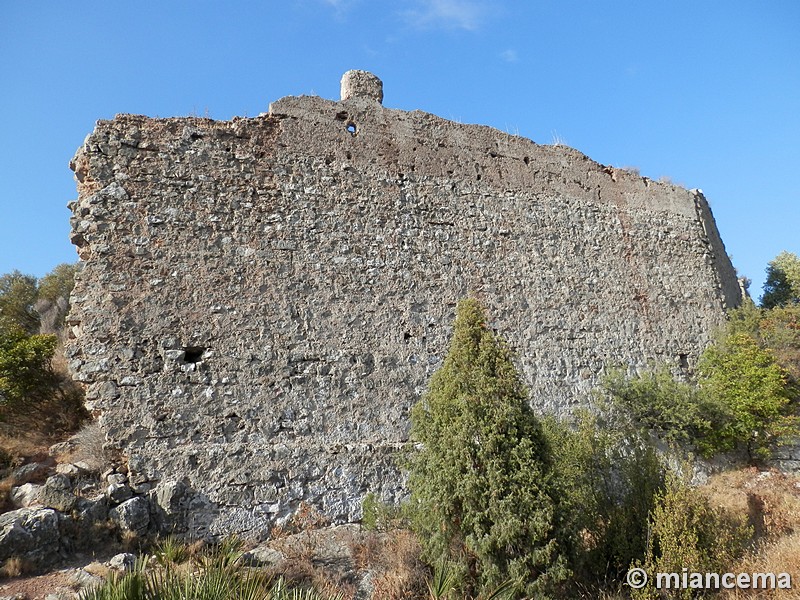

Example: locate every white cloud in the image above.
[401,0,488,31]
[500,49,518,62]
[319,0,357,14]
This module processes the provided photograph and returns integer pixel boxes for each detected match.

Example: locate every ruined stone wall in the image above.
[66,71,740,539]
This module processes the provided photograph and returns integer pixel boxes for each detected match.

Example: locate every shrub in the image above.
[543,410,665,587]
[0,271,39,335]
[603,368,728,457]
[632,474,751,600]
[0,325,87,435]
[698,333,797,458]
[604,329,798,460]
[361,492,405,532]
[0,328,60,422]
[408,298,567,598]
[68,421,113,472]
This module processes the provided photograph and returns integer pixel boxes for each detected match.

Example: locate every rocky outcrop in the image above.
[65,71,741,539]
[0,508,61,568]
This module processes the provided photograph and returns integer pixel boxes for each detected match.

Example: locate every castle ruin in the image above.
[66,71,741,539]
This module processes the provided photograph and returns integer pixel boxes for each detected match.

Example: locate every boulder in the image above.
[150,479,187,531]
[106,473,127,485]
[69,567,104,590]
[39,474,77,512]
[49,439,78,457]
[154,479,186,514]
[109,497,150,534]
[56,463,82,477]
[241,545,284,567]
[0,507,61,566]
[106,482,133,504]
[10,483,42,508]
[11,462,48,482]
[107,552,136,571]
[75,495,109,524]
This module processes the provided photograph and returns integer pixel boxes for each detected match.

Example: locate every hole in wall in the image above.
[678,353,689,369]
[335,111,348,121]
[183,347,206,363]
[346,122,357,135]
[403,332,412,341]
[345,151,352,160]
[523,156,530,165]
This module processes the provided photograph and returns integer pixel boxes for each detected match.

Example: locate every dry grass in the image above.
[701,467,800,540]
[82,561,112,580]
[266,524,359,598]
[0,478,15,512]
[63,421,111,473]
[0,431,51,464]
[360,529,428,600]
[119,529,144,553]
[185,538,207,559]
[0,429,54,512]
[0,556,32,579]
[702,468,800,599]
[719,533,800,599]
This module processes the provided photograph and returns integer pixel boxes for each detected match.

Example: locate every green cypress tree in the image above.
[408,298,567,598]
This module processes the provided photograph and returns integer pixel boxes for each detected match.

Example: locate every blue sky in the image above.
[1,1,797,300]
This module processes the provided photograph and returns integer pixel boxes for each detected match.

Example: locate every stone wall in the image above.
[66,71,740,539]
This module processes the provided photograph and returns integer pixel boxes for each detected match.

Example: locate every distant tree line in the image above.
[0,263,87,436]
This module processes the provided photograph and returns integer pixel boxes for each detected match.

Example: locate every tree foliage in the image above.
[602,369,729,457]
[698,332,797,458]
[543,411,665,584]
[606,321,797,459]
[728,300,800,382]
[0,327,59,414]
[0,264,77,335]
[761,251,800,309]
[36,262,78,332]
[0,264,85,435]
[0,270,40,335]
[37,263,77,305]
[408,298,567,598]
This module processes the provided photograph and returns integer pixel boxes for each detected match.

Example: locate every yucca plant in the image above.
[427,559,459,600]
[267,578,346,600]
[154,535,188,567]
[474,579,520,600]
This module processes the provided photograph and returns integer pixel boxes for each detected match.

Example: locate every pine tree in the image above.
[762,251,800,309]
[408,298,567,598]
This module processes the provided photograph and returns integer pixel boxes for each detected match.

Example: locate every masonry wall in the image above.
[66,76,740,539]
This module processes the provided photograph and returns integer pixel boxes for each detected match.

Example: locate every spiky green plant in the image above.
[427,559,459,600]
[80,549,344,600]
[153,535,188,567]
